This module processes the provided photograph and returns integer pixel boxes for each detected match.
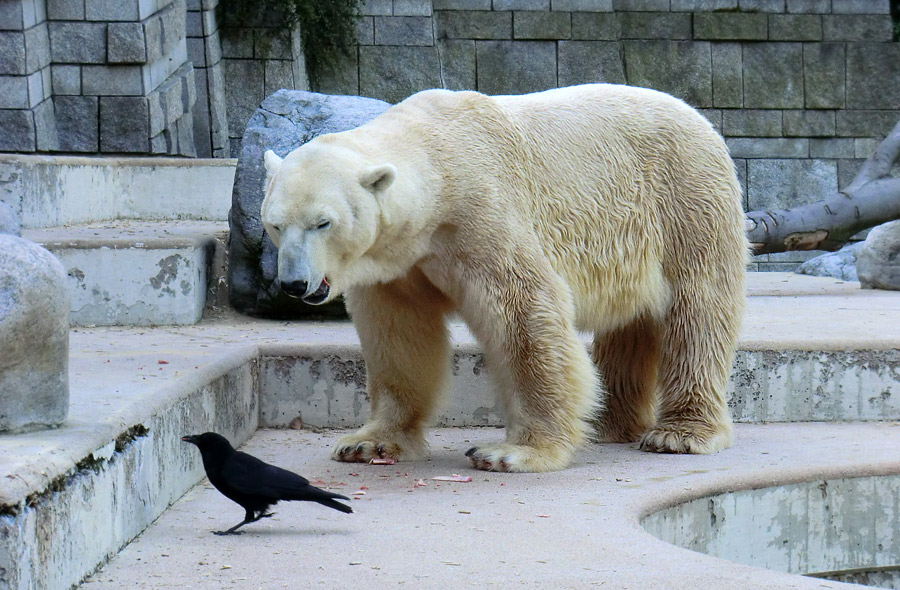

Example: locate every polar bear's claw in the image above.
[465,442,573,473]
[331,431,427,463]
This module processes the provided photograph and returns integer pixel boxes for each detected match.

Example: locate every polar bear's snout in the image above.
[276,226,330,305]
[280,279,308,299]
[281,278,330,304]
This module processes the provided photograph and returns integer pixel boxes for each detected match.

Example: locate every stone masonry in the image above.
[186,0,228,157]
[0,0,54,151]
[1,0,198,155]
[218,17,309,157]
[314,0,899,270]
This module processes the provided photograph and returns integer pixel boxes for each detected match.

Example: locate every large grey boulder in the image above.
[0,234,70,431]
[857,220,900,291]
[795,242,863,282]
[228,90,391,318]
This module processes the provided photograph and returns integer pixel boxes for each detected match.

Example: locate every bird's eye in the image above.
[270,224,281,234]
[316,221,331,230]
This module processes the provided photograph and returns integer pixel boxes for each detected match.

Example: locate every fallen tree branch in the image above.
[746,118,900,255]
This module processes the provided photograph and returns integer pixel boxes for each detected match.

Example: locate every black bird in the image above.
[182,432,353,535]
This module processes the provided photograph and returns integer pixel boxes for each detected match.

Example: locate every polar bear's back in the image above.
[363,85,747,331]
[392,84,739,219]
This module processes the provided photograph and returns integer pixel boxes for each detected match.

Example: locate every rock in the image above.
[0,234,70,431]
[0,201,21,236]
[795,242,863,282]
[857,220,900,291]
[228,89,391,318]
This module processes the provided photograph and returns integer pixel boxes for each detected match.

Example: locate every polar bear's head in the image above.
[261,141,396,305]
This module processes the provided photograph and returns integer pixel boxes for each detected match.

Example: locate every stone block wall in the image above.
[0,0,54,151]
[311,0,899,270]
[1,0,198,156]
[218,19,308,157]
[186,0,228,157]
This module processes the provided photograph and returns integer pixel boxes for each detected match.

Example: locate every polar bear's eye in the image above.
[316,221,331,230]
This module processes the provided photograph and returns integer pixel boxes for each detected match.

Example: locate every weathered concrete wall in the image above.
[257,347,900,429]
[0,155,234,228]
[49,243,209,326]
[258,349,506,429]
[642,475,900,582]
[0,362,258,590]
[0,155,234,327]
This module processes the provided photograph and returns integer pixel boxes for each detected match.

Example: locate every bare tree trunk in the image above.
[745,118,900,255]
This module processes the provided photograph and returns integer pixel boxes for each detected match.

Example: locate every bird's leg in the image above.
[212,510,275,535]
[213,520,249,536]
[213,509,255,535]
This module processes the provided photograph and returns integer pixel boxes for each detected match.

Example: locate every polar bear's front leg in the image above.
[458,258,600,473]
[332,276,453,464]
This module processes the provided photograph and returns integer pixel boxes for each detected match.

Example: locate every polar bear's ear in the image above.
[359,163,397,194]
[264,150,283,186]
[264,150,283,172]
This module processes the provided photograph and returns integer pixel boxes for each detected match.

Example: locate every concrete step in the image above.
[23,220,229,326]
[0,155,235,229]
[2,273,900,590]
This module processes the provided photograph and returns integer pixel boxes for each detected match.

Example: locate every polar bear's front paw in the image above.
[331,431,426,463]
[639,421,733,455]
[465,443,573,473]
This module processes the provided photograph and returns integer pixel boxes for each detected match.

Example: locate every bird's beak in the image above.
[182,435,197,444]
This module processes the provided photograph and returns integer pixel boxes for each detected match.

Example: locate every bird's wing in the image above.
[220,451,312,497]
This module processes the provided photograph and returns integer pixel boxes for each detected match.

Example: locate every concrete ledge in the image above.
[0,155,235,229]
[644,472,900,581]
[0,364,258,590]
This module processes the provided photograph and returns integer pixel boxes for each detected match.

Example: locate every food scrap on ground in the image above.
[369,457,396,465]
[431,474,473,483]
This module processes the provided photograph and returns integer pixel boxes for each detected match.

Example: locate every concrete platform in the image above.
[79,424,900,590]
[2,273,900,590]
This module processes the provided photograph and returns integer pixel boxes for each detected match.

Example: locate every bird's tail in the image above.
[317,497,353,514]
[296,486,353,514]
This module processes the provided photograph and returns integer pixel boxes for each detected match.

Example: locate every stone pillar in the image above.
[0,225,70,432]
[47,0,197,155]
[0,0,57,152]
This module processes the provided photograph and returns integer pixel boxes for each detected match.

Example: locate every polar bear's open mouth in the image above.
[302,279,330,305]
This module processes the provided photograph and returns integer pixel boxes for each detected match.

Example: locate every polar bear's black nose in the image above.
[281,280,308,299]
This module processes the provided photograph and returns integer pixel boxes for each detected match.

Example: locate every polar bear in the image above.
[261,84,747,472]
